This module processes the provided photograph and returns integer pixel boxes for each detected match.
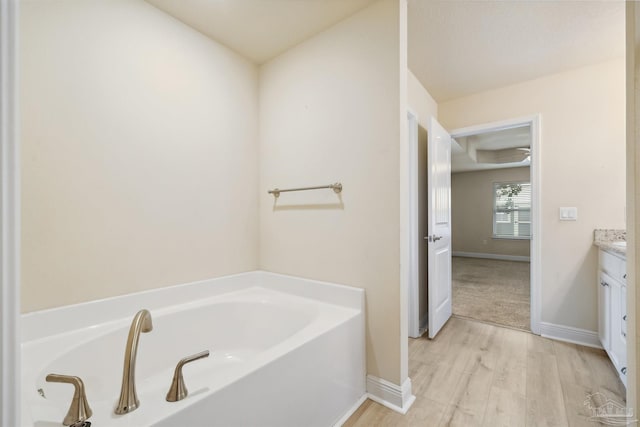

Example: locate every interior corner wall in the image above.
[408,69,438,127]
[452,167,531,257]
[258,0,403,384]
[20,0,259,312]
[439,59,626,332]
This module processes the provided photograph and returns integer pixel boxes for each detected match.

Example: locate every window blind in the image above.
[493,182,531,239]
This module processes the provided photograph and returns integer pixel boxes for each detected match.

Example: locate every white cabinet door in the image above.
[622,285,627,339]
[620,284,628,386]
[598,272,611,351]
[598,251,628,388]
[609,275,625,372]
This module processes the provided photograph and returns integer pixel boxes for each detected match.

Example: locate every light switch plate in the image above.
[559,207,578,221]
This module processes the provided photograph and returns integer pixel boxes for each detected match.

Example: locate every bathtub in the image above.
[21,272,365,426]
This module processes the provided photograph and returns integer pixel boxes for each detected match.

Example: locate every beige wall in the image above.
[22,0,410,389]
[452,167,531,257]
[440,59,626,331]
[259,0,404,384]
[20,0,259,312]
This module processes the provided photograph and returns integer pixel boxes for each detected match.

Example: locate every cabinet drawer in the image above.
[600,250,626,283]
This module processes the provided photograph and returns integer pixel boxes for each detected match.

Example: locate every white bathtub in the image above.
[21,272,365,427]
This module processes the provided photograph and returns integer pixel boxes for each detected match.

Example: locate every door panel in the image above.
[427,117,452,339]
[598,272,611,351]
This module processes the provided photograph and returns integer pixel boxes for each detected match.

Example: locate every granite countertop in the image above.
[594,229,626,257]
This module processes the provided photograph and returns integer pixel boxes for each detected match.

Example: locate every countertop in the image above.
[594,229,626,258]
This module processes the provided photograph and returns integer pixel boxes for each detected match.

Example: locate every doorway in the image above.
[450,141,531,330]
[450,116,541,334]
[406,114,541,338]
[406,111,429,338]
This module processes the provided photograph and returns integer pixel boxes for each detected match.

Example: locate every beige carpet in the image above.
[452,256,530,331]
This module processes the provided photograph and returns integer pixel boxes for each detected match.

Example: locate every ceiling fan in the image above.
[475,147,530,164]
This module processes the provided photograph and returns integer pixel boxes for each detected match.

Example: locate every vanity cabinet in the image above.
[598,249,627,387]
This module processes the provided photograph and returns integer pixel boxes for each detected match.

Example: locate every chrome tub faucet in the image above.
[114,309,153,415]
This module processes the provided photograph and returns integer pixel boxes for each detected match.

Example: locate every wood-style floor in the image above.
[344,317,626,427]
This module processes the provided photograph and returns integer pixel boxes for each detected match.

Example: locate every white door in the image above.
[426,117,452,339]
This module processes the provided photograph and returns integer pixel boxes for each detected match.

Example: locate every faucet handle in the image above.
[165,350,210,402]
[46,374,93,426]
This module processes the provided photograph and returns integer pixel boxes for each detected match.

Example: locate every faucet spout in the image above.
[114,309,153,415]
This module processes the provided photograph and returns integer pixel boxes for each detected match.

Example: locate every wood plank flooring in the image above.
[344,317,626,427]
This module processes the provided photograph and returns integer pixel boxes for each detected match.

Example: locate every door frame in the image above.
[448,114,541,334]
[1,0,21,424]
[406,110,422,338]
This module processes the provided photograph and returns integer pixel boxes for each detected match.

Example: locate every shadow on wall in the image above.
[551,243,600,331]
[273,203,345,211]
[271,193,344,211]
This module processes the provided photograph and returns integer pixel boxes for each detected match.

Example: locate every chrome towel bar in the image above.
[268,183,342,198]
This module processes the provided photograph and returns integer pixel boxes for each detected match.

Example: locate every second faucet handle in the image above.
[46,374,93,426]
[165,350,210,402]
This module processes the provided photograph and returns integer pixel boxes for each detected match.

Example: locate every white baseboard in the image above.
[366,375,416,414]
[333,394,369,426]
[539,322,602,349]
[453,251,530,262]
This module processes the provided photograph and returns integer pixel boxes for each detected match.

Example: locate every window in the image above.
[493,182,531,239]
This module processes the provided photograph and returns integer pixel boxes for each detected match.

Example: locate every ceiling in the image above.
[144,1,622,174]
[408,0,625,102]
[452,125,531,173]
[145,0,377,64]
[145,1,626,102]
